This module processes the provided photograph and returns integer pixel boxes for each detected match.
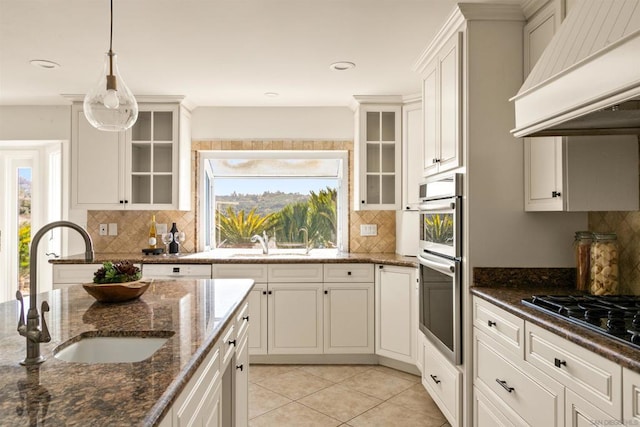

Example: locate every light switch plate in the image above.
[157,223,168,235]
[360,224,378,236]
[108,223,118,236]
[99,224,107,236]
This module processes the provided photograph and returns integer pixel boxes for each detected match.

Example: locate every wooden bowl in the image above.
[82,280,151,303]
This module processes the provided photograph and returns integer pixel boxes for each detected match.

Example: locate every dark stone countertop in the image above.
[0,279,254,426]
[49,251,419,268]
[471,284,640,374]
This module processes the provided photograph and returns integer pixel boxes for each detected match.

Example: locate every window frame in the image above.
[198,150,348,252]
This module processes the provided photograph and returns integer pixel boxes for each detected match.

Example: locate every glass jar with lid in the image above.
[574,231,593,292]
[589,232,619,295]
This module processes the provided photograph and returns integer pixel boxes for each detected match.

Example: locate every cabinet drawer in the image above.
[475,329,563,427]
[221,323,236,368]
[268,264,323,282]
[525,322,622,417]
[323,264,374,282]
[474,386,526,427]
[212,264,268,282]
[473,297,524,358]
[236,300,250,342]
[142,264,211,279]
[422,337,460,426]
[52,264,111,284]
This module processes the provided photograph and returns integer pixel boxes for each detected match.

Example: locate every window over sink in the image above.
[198,150,348,253]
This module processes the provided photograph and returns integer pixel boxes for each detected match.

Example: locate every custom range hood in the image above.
[512,0,640,137]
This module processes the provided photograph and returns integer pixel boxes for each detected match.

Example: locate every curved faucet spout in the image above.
[18,221,94,365]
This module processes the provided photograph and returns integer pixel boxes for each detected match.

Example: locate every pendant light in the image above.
[83,0,138,131]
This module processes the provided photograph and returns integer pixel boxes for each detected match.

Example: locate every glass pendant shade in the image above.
[83,52,138,132]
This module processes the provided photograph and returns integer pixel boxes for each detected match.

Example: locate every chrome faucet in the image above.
[298,227,310,254]
[17,221,94,365]
[250,231,269,254]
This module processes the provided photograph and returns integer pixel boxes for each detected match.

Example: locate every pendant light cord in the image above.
[108,0,114,76]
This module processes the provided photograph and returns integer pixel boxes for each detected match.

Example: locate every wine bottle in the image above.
[149,215,157,249]
[169,222,179,254]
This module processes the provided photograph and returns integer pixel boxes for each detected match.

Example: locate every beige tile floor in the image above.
[249,364,451,427]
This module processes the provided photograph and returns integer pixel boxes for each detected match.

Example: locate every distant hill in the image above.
[216,191,310,217]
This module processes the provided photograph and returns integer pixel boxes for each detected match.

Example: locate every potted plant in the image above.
[83,261,149,303]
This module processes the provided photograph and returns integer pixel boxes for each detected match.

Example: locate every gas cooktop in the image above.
[522,294,640,350]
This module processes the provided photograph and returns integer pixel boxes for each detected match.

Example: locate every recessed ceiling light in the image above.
[329,61,356,71]
[30,59,60,69]
[264,92,279,98]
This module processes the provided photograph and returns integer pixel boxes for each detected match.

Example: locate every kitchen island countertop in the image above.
[471,284,640,374]
[0,278,254,426]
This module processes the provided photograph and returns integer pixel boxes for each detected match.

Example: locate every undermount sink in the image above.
[54,334,171,364]
[229,252,310,258]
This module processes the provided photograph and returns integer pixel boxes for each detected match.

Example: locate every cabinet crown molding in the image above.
[350,95,403,111]
[413,3,524,75]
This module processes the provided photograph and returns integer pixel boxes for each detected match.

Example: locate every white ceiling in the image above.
[0,0,518,108]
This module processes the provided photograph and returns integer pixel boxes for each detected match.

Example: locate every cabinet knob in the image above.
[406,206,411,210]
[361,200,365,204]
[242,315,249,322]
[268,290,272,295]
[552,191,561,198]
[554,358,566,368]
[228,339,236,347]
[119,200,124,204]
[432,158,438,164]
[236,364,244,372]
[262,291,267,295]
[430,374,441,384]
[487,320,496,327]
[324,290,328,295]
[124,200,129,204]
[347,271,352,276]
[379,265,383,269]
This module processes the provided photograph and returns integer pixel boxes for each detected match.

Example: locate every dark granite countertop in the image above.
[50,251,419,268]
[0,279,254,426]
[471,284,640,374]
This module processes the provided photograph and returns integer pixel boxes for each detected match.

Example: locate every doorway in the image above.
[0,142,63,303]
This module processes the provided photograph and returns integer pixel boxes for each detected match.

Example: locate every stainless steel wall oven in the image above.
[418,173,462,365]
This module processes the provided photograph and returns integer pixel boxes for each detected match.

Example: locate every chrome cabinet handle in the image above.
[496,379,514,393]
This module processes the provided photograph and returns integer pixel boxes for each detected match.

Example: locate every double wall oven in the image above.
[418,173,462,365]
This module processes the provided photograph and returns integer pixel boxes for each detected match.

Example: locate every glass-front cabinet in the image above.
[353,96,402,210]
[71,98,191,210]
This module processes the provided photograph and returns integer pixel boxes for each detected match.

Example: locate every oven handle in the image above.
[418,252,456,276]
[418,201,456,213]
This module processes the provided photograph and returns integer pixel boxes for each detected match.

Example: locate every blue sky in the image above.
[215,178,336,196]
[18,167,31,181]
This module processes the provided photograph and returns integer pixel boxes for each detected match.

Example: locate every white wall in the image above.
[191,106,354,140]
[0,106,71,140]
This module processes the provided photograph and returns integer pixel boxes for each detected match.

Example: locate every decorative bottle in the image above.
[148,215,157,249]
[169,222,179,254]
[574,231,593,292]
[590,232,619,295]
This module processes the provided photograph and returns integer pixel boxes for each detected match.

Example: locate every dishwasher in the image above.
[141,264,212,279]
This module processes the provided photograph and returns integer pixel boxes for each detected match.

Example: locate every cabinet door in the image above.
[356,104,401,210]
[202,380,223,427]
[437,32,462,173]
[127,104,178,209]
[624,367,640,425]
[376,265,416,364]
[71,104,124,209]
[423,64,439,177]
[234,334,249,427]
[268,283,323,354]
[323,282,374,354]
[566,388,618,427]
[524,137,564,211]
[402,100,423,210]
[248,284,268,355]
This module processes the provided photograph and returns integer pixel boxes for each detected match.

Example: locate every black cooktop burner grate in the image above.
[522,294,640,350]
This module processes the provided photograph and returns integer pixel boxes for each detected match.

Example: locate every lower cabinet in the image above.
[421,332,461,426]
[375,264,417,364]
[248,283,268,355]
[624,368,640,424]
[141,263,212,279]
[324,282,374,354]
[52,263,115,289]
[268,282,323,354]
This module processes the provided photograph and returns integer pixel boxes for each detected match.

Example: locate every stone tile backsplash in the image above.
[589,211,640,295]
[88,139,396,255]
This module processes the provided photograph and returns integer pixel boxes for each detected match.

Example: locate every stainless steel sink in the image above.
[54,335,170,364]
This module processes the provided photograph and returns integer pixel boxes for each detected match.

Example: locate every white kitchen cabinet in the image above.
[353,96,402,210]
[474,386,523,427]
[418,32,462,177]
[71,99,191,211]
[323,282,374,354]
[566,388,618,427]
[234,315,250,427]
[401,97,423,210]
[422,332,461,427]
[375,264,417,365]
[52,263,105,289]
[624,367,640,424]
[268,282,323,354]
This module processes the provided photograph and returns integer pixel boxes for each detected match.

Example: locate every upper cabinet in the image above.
[353,96,402,210]
[71,99,192,211]
[522,1,639,212]
[418,32,462,177]
[401,96,423,211]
